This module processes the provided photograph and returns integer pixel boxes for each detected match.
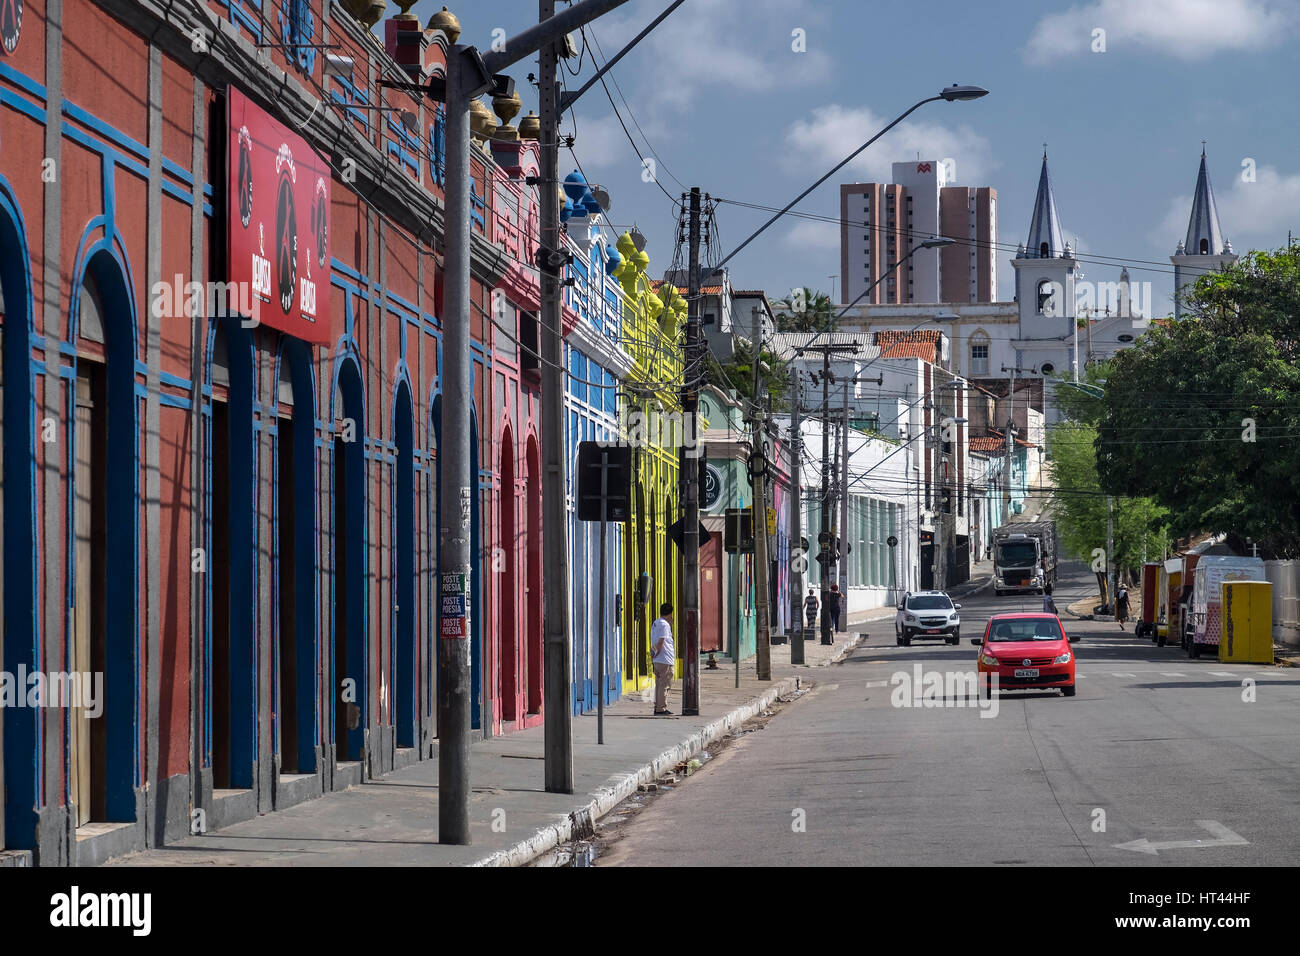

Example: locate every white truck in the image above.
[1185,554,1267,658]
[992,521,1058,596]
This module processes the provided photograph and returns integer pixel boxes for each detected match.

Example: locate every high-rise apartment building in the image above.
[840,160,996,305]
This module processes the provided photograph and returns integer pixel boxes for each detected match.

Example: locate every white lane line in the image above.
[1112,672,1137,678]
[1160,672,1186,677]
[1210,671,1235,677]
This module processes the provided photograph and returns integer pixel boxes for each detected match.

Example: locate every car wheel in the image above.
[1062,684,1076,697]
[902,634,912,647]
[947,633,959,645]
[895,636,903,646]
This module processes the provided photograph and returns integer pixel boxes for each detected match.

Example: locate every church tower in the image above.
[1170,149,1237,319]
[1012,152,1079,341]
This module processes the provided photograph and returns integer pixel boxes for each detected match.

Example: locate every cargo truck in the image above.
[992,521,1058,596]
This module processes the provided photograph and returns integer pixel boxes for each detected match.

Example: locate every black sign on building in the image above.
[576,441,632,522]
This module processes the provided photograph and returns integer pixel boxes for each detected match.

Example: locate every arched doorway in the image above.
[499,425,518,723]
[393,381,416,748]
[209,314,256,790]
[332,356,366,763]
[71,251,140,822]
[0,190,37,849]
[525,437,542,716]
[274,338,317,775]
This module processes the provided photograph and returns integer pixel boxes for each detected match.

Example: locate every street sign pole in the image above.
[597,450,608,744]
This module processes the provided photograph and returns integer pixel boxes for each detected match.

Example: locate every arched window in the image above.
[1200,238,1209,254]
[1036,279,1057,316]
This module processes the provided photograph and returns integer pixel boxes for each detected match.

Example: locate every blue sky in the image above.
[413,0,1300,316]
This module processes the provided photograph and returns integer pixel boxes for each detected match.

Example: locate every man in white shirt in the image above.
[651,602,675,715]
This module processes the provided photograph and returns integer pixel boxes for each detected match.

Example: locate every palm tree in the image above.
[772,286,833,333]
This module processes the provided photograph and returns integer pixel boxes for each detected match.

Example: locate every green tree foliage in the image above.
[1095,245,1300,557]
[1047,421,1171,583]
[705,340,790,412]
[772,287,833,332]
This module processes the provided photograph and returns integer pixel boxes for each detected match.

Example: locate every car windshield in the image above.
[908,596,953,610]
[996,542,1039,566]
[987,618,1063,641]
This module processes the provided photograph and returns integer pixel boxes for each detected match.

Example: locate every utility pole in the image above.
[682,188,703,714]
[838,378,849,630]
[789,371,805,665]
[795,342,858,644]
[750,306,772,679]
[438,0,653,819]
[537,0,573,794]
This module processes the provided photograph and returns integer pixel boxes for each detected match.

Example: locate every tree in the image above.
[704,339,790,412]
[772,287,833,332]
[1095,245,1300,557]
[1047,421,1171,592]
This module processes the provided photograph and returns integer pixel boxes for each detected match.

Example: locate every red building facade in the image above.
[0,0,544,865]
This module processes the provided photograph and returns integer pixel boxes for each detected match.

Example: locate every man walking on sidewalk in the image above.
[652,602,675,716]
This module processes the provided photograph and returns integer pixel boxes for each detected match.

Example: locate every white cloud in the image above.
[565,112,631,170]
[1153,164,1300,250]
[1025,0,1298,64]
[784,218,839,251]
[592,0,832,112]
[783,104,996,184]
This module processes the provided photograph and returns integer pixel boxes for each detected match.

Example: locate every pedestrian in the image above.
[825,584,842,632]
[651,602,675,716]
[803,590,819,629]
[1116,584,1130,630]
[1042,581,1059,616]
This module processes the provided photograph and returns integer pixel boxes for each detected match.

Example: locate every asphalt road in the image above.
[598,561,1300,866]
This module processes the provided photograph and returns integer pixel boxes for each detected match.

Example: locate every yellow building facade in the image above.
[611,232,690,692]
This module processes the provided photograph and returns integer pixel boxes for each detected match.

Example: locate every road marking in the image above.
[1113,820,1249,856]
[1210,671,1235,677]
[1160,672,1186,677]
[1112,672,1137,678]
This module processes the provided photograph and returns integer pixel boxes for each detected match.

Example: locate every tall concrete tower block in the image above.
[1170,149,1237,319]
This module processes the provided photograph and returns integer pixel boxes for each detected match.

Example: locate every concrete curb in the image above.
[470,676,803,867]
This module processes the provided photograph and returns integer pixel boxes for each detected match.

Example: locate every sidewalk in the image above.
[107,641,856,868]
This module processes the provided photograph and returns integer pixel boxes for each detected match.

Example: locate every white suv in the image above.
[894,591,961,646]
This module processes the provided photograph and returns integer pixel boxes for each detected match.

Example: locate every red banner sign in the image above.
[227,88,331,344]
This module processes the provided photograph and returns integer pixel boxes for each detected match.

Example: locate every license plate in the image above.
[1014,668,1039,678]
[926,629,940,634]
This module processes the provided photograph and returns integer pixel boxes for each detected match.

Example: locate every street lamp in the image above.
[711,88,986,272]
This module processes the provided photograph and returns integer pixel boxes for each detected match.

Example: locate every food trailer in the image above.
[1188,555,1267,658]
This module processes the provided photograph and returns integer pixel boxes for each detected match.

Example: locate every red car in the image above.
[971,612,1078,697]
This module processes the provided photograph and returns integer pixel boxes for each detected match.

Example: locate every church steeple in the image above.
[1024,151,1065,259]
[1170,147,1238,319]
[1182,148,1227,256]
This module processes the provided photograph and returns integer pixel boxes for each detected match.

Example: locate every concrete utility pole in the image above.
[838,379,849,629]
[438,0,634,824]
[1107,494,1115,611]
[681,188,703,714]
[537,0,575,796]
[789,371,805,665]
[750,306,772,679]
